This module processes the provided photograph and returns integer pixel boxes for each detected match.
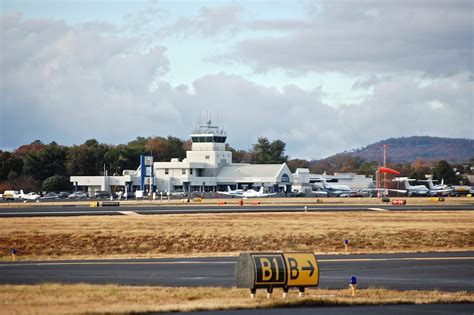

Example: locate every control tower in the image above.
[187,119,232,176]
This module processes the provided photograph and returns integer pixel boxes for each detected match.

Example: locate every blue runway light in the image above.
[350,275,357,285]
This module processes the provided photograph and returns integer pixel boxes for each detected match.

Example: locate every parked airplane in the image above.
[19,190,40,202]
[217,186,245,196]
[418,179,452,196]
[316,178,354,197]
[218,186,276,198]
[393,178,430,196]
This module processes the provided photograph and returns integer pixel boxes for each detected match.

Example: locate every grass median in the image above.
[0,211,473,260]
[0,284,472,314]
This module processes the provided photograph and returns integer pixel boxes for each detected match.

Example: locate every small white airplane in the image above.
[418,179,452,196]
[19,190,40,202]
[218,186,276,198]
[393,178,430,196]
[217,186,245,196]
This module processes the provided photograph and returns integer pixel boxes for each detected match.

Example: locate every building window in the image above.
[165,169,169,175]
[205,155,210,159]
[182,169,186,174]
[190,168,193,175]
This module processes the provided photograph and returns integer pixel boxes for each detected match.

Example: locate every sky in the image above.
[1,0,473,160]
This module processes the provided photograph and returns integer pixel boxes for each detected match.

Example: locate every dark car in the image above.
[58,192,70,199]
[39,192,59,201]
[94,191,111,199]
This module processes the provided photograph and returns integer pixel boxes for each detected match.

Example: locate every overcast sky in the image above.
[1,0,473,159]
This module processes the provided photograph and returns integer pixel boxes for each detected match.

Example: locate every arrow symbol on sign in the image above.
[301,260,315,277]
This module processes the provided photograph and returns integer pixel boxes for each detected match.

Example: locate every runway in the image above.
[0,203,473,217]
[1,252,473,292]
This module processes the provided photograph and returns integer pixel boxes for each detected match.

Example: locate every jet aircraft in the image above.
[418,179,452,196]
[393,178,430,196]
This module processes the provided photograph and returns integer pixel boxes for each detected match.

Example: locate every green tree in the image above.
[42,175,72,192]
[23,142,67,180]
[432,160,459,185]
[66,140,104,176]
[252,137,288,164]
[0,150,23,180]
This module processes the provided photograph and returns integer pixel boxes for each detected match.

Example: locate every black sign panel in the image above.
[252,254,286,285]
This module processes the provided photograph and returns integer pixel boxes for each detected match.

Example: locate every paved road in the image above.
[1,252,473,292]
[168,304,474,315]
[0,203,473,217]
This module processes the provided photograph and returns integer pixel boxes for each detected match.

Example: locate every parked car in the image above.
[39,192,59,201]
[68,191,87,199]
[2,190,21,200]
[58,192,70,199]
[94,191,111,199]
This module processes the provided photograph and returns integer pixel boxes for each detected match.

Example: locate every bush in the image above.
[42,175,72,192]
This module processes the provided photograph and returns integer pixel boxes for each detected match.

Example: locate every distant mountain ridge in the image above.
[331,136,474,164]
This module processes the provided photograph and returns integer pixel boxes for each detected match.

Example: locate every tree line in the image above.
[0,136,288,192]
[0,135,471,192]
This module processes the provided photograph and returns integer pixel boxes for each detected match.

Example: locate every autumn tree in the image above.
[287,159,310,172]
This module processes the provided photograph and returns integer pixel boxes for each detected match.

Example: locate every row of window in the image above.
[191,136,227,143]
[164,169,194,175]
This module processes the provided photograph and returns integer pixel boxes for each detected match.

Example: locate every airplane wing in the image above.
[362,188,407,194]
[217,191,244,197]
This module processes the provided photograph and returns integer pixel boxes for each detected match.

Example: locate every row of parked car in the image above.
[0,190,117,201]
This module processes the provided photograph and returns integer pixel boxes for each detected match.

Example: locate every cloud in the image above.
[164,4,244,38]
[224,1,473,77]
[1,10,472,160]
[0,13,172,149]
[188,73,473,159]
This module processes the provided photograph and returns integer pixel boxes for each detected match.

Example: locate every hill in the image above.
[322,136,474,165]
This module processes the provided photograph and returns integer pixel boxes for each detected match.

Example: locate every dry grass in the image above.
[0,284,472,314]
[0,211,473,260]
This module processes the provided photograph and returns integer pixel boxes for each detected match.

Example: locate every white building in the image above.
[71,121,293,195]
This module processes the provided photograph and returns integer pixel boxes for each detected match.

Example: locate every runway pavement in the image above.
[171,304,474,315]
[0,252,473,292]
[0,203,473,217]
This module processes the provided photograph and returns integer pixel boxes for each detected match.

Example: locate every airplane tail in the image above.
[228,186,232,192]
[259,187,263,194]
[319,178,328,189]
[20,189,25,197]
[404,179,412,189]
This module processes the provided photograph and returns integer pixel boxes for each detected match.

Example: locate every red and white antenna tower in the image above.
[383,144,388,191]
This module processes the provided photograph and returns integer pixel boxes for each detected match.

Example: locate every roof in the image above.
[217,163,285,179]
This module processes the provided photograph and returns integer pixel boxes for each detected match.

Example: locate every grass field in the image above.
[1,211,473,260]
[0,284,472,314]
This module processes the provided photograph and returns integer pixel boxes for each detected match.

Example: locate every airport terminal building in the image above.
[70,123,294,195]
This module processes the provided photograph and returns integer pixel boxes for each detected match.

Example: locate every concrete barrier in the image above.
[101,201,120,207]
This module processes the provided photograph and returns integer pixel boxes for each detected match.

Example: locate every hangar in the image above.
[70,121,293,196]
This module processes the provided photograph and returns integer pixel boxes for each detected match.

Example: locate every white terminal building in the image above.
[70,121,374,196]
[70,121,294,195]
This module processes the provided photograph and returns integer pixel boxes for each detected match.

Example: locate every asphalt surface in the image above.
[165,304,474,315]
[0,203,473,217]
[1,252,473,292]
